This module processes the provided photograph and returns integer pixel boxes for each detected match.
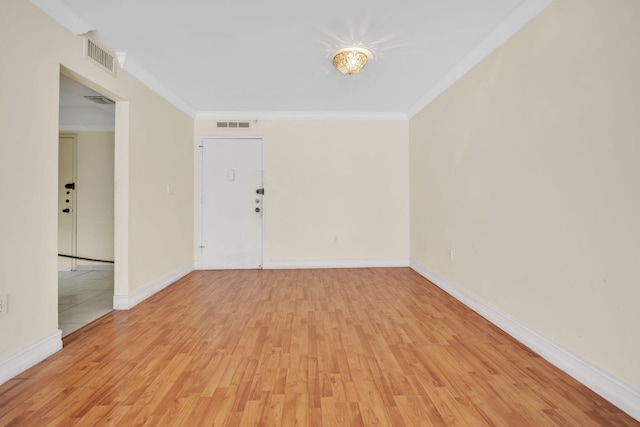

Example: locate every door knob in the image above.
[255,207,260,213]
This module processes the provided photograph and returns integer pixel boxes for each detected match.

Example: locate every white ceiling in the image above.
[36,0,551,119]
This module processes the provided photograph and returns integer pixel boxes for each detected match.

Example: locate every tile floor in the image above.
[58,270,114,337]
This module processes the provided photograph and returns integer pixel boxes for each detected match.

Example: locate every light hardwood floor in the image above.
[0,268,637,426]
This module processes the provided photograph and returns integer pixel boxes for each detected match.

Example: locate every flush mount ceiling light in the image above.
[332,47,371,75]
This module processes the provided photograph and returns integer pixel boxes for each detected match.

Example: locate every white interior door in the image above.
[58,134,77,270]
[200,137,263,269]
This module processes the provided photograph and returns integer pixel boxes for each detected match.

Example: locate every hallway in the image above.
[58,270,113,336]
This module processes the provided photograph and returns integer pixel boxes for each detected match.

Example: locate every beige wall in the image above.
[127,98,193,289]
[410,0,640,389]
[195,120,410,264]
[0,0,193,361]
[57,131,115,270]
[4,0,636,403]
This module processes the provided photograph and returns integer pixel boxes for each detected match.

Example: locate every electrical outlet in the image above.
[0,294,7,316]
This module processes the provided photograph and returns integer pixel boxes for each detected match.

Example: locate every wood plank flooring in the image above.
[0,268,637,426]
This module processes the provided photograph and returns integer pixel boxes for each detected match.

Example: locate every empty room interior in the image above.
[0,0,639,425]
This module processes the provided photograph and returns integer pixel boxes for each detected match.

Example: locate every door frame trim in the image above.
[197,135,265,269]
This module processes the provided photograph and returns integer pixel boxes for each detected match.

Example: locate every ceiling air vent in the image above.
[217,121,250,128]
[85,38,116,76]
[84,95,115,105]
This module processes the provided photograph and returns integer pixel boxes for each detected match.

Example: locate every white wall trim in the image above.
[410,259,640,422]
[195,111,408,121]
[30,0,549,123]
[30,0,197,118]
[29,0,95,35]
[406,0,553,118]
[263,258,410,270]
[123,59,197,118]
[0,330,63,386]
[113,262,194,310]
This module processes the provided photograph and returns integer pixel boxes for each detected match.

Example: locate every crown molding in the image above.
[195,111,408,121]
[123,59,198,118]
[406,0,553,118]
[31,0,551,123]
[29,0,95,35]
[30,0,198,119]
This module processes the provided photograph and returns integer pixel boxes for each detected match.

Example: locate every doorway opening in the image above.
[58,74,115,336]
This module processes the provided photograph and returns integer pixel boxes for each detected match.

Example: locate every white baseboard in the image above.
[0,330,63,386]
[410,259,640,422]
[113,262,194,310]
[58,265,115,272]
[263,258,410,269]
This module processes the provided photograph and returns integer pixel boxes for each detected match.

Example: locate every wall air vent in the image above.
[84,95,115,105]
[85,38,116,75]
[217,121,250,128]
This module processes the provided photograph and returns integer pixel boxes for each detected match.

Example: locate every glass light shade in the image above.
[332,48,370,75]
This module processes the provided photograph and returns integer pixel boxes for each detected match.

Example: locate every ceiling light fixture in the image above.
[332,47,371,75]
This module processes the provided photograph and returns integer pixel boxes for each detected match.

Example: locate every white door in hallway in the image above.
[58,134,77,270]
[200,137,263,269]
